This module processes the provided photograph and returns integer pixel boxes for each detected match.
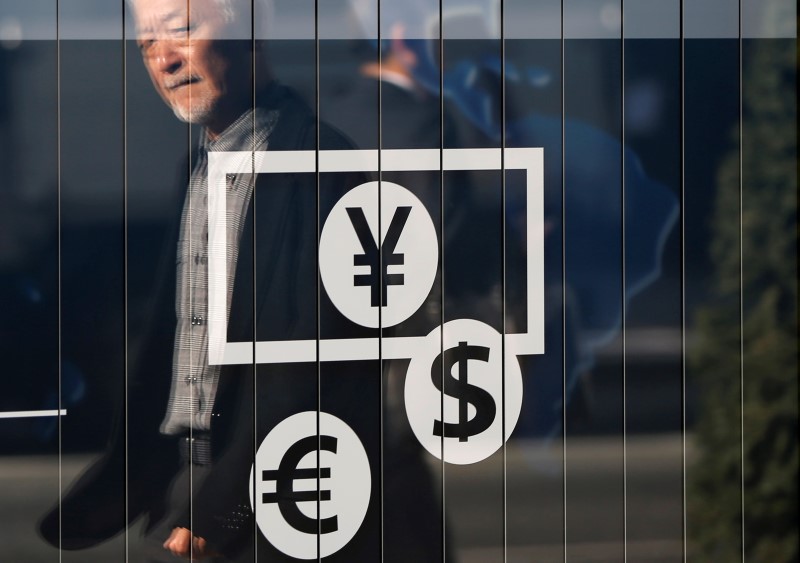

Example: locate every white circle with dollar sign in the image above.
[404,319,524,465]
[249,411,371,559]
[319,181,438,328]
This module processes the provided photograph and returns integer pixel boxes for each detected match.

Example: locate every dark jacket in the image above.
[41,85,376,559]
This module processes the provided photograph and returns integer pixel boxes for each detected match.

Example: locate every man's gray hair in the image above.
[209,0,274,26]
[209,0,236,23]
[127,0,274,35]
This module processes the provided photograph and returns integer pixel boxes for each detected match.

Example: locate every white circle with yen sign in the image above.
[319,181,438,328]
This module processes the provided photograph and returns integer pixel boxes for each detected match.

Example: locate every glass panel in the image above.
[622,1,684,561]
[375,0,446,560]
[166,0,277,559]
[254,2,326,561]
[197,0,260,559]
[3,2,799,562]
[503,0,565,560]
[318,3,382,561]
[683,0,742,560]
[123,0,208,560]
[440,2,505,561]
[743,0,796,38]
[740,0,797,558]
[123,27,192,555]
[0,0,58,561]
[58,0,126,559]
[684,0,738,39]
[563,0,625,560]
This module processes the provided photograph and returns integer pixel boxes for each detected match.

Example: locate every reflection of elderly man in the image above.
[134,0,267,136]
[42,0,363,561]
[136,0,287,557]
[133,0,269,557]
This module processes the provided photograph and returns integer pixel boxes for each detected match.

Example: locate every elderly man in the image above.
[42,0,373,560]
[132,0,274,558]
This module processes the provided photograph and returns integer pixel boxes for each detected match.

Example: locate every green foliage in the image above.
[689,32,797,563]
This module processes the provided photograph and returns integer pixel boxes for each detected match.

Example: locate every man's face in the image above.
[133,0,249,132]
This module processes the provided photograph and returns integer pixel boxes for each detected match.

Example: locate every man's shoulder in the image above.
[267,85,357,152]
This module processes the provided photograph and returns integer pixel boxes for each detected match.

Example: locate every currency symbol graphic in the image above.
[346,205,411,307]
[404,319,524,464]
[251,411,371,559]
[431,341,496,442]
[319,181,438,328]
[261,435,338,535]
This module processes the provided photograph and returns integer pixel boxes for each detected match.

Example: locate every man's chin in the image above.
[171,103,214,125]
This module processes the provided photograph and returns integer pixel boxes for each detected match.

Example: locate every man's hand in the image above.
[163,527,217,559]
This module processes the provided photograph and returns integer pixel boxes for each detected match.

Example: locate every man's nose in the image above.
[150,40,182,73]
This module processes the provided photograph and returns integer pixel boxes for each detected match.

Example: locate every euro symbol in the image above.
[261,435,338,534]
[346,205,412,307]
[432,341,496,442]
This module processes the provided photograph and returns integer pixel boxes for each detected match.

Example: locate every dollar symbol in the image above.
[431,341,496,442]
[261,435,338,534]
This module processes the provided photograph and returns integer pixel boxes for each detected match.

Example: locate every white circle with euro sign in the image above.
[319,181,438,328]
[404,319,523,465]
[249,411,371,560]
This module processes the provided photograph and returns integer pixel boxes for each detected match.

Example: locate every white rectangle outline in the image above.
[208,148,544,365]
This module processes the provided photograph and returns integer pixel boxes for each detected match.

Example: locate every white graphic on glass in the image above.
[249,411,371,559]
[404,319,524,465]
[206,148,544,365]
[319,180,438,329]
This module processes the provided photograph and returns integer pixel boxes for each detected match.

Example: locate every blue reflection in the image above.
[511,115,678,438]
[367,33,678,438]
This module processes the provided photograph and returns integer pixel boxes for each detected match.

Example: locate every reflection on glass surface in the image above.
[0,0,796,561]
[689,31,798,562]
[57,13,128,563]
[436,2,505,561]
[503,12,566,555]
[562,0,625,556]
[621,2,683,560]
[683,32,743,563]
[56,0,324,560]
[0,2,59,562]
[737,34,797,561]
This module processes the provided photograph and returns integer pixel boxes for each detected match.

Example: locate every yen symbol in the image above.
[261,435,338,534]
[347,205,411,307]
[319,181,438,328]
